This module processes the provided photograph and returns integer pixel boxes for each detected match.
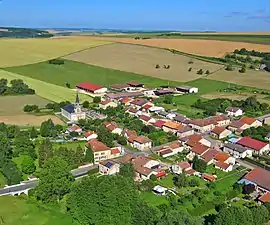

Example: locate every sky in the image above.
[0,0,269,31]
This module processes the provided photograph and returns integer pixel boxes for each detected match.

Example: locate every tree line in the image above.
[0,27,54,38]
[0,79,35,95]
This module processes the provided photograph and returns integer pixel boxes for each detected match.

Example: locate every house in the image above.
[88,139,120,163]
[122,128,137,140]
[119,97,133,106]
[177,126,194,139]
[239,117,262,128]
[152,120,166,129]
[237,136,269,155]
[67,124,82,134]
[141,104,153,113]
[99,160,120,175]
[130,98,149,109]
[153,185,168,196]
[187,144,210,160]
[188,119,215,133]
[110,83,132,92]
[132,155,160,181]
[201,148,220,165]
[148,106,164,113]
[129,136,152,151]
[84,131,98,141]
[238,168,270,193]
[162,121,182,134]
[215,152,236,165]
[154,89,175,96]
[209,115,230,127]
[223,142,252,159]
[166,112,177,120]
[103,121,123,135]
[175,86,198,93]
[105,92,143,100]
[139,115,156,125]
[211,126,232,139]
[99,100,118,110]
[76,82,107,95]
[61,93,86,122]
[127,81,144,88]
[127,107,139,116]
[215,161,233,172]
[227,121,248,134]
[156,141,184,158]
[171,162,192,174]
[182,134,211,149]
[226,107,243,117]
[157,111,169,118]
[143,89,156,97]
[264,115,270,125]
[202,174,216,182]
[258,192,270,204]
[174,114,187,124]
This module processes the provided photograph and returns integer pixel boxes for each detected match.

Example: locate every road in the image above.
[0,164,97,196]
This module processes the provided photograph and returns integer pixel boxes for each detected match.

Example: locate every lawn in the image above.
[5,59,183,88]
[140,192,169,207]
[0,196,78,225]
[0,38,111,67]
[157,174,175,188]
[0,69,92,103]
[52,141,86,151]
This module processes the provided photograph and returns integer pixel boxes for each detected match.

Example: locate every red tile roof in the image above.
[142,104,152,110]
[212,126,226,135]
[215,152,230,162]
[70,125,81,132]
[239,117,256,125]
[178,162,191,170]
[229,121,245,129]
[186,168,197,175]
[84,131,95,138]
[123,129,137,138]
[152,120,166,128]
[88,139,110,152]
[76,82,103,92]
[201,149,219,163]
[100,100,112,105]
[244,168,270,191]
[163,121,182,130]
[134,136,152,144]
[140,115,151,122]
[130,98,148,106]
[259,193,270,203]
[202,174,216,182]
[158,148,173,156]
[120,97,132,104]
[216,161,231,170]
[191,144,209,155]
[111,148,120,155]
[237,136,268,151]
[155,171,167,178]
[186,135,203,147]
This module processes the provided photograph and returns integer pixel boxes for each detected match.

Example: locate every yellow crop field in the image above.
[0,38,112,67]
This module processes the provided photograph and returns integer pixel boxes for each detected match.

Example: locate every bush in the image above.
[197,69,204,75]
[155,64,160,69]
[225,64,233,71]
[150,174,157,181]
[205,70,210,75]
[249,65,255,69]
[188,67,192,72]
[188,59,194,64]
[93,96,101,103]
[188,178,200,187]
[23,104,39,112]
[239,66,246,73]
[48,58,64,65]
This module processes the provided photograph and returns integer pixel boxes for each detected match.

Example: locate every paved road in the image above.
[236,159,257,170]
[0,164,97,196]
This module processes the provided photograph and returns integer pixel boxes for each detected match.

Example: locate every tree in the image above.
[35,157,74,203]
[193,155,207,172]
[93,96,101,103]
[29,127,38,139]
[188,67,192,72]
[13,131,36,159]
[243,184,255,194]
[164,95,173,104]
[23,104,39,112]
[132,201,158,225]
[119,163,135,179]
[82,100,90,108]
[188,59,194,64]
[249,64,255,69]
[188,177,200,187]
[150,174,157,181]
[38,139,53,167]
[239,66,246,73]
[7,125,20,138]
[155,64,160,69]
[225,64,233,71]
[197,69,204,75]
[214,206,254,225]
[1,161,22,185]
[21,155,36,174]
[157,209,203,225]
[96,125,114,147]
[66,82,71,88]
[117,135,127,145]
[173,172,187,188]
[40,119,55,137]
[205,70,210,75]
[48,58,64,65]
[84,146,94,163]
[250,206,269,225]
[68,175,137,225]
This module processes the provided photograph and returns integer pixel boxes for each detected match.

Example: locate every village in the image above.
[58,80,270,205]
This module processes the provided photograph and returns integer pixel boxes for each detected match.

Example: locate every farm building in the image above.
[76,82,107,95]
[175,86,198,93]
[236,136,269,155]
[154,89,175,96]
[61,93,86,122]
[127,81,144,88]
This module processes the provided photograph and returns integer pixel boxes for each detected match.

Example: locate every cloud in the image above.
[224,9,270,23]
[224,11,249,18]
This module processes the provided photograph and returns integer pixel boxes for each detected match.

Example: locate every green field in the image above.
[0,69,91,103]
[0,196,77,225]
[4,59,182,88]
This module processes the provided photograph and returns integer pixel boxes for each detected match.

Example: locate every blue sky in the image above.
[0,0,269,31]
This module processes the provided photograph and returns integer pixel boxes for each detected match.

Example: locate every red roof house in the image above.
[76,82,106,93]
[152,120,166,129]
[258,192,270,203]
[237,136,269,153]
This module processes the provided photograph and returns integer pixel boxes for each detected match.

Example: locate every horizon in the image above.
[0,0,269,31]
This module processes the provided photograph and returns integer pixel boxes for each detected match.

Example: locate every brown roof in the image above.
[100,100,112,105]
[132,155,153,176]
[215,152,230,162]
[158,148,173,156]
[229,121,246,128]
[186,168,197,175]
[140,115,151,122]
[119,154,134,163]
[84,131,96,138]
[239,117,257,125]
[169,141,182,149]
[123,128,137,138]
[226,106,241,113]
[128,107,139,113]
[201,148,219,163]
[127,81,143,86]
[185,135,203,147]
[134,136,152,144]
[130,98,148,106]
[178,162,192,170]
[212,126,226,135]
[191,144,209,155]
[244,168,270,191]
[111,83,129,89]
[163,121,182,130]
[190,119,214,127]
[88,139,110,152]
[216,161,231,170]
[120,97,132,104]
[177,126,193,133]
[202,173,216,182]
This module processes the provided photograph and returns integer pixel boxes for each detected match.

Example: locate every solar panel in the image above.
[105,161,113,168]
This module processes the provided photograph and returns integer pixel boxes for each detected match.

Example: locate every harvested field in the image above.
[65,43,222,82]
[0,38,111,67]
[202,92,270,104]
[206,69,270,90]
[0,115,64,126]
[78,36,270,57]
[0,70,92,103]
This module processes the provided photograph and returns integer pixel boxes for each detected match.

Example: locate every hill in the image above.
[0,27,54,38]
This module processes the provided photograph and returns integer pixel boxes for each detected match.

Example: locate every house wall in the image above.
[264,117,270,125]
[199,139,212,148]
[145,160,160,169]
[251,120,263,128]
[94,87,108,94]
[217,119,231,127]
[133,141,152,151]
[258,144,270,155]
[215,164,233,172]
[171,165,192,174]
[112,128,123,135]
[190,124,214,133]
[99,164,120,175]
[86,134,98,141]
[227,109,243,117]
[61,109,71,121]
[189,88,198,93]
[177,129,195,138]
[162,126,178,134]
[94,150,112,163]
[219,130,232,139]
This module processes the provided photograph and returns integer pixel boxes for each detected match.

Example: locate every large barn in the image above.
[76,82,107,95]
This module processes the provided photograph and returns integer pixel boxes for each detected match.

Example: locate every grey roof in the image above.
[224,142,248,153]
[226,107,241,113]
[266,133,270,139]
[62,104,75,114]
[174,115,187,123]
[158,111,169,117]
[176,86,193,91]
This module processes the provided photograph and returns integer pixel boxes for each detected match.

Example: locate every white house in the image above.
[99,100,118,110]
[237,136,269,155]
[99,160,120,175]
[129,136,152,151]
[84,131,98,141]
[156,141,184,158]
[211,126,232,139]
[171,162,192,174]
[103,121,123,135]
[226,107,243,117]
[215,161,233,172]
[223,143,252,159]
[61,94,86,122]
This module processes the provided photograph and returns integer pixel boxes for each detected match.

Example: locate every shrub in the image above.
[23,104,39,112]
[197,69,204,75]
[150,174,157,181]
[48,58,64,65]
[155,64,160,69]
[188,67,192,72]
[225,64,233,71]
[188,59,194,64]
[239,66,246,73]
[205,70,210,75]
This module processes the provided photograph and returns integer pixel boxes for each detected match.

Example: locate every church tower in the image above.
[74,93,81,113]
